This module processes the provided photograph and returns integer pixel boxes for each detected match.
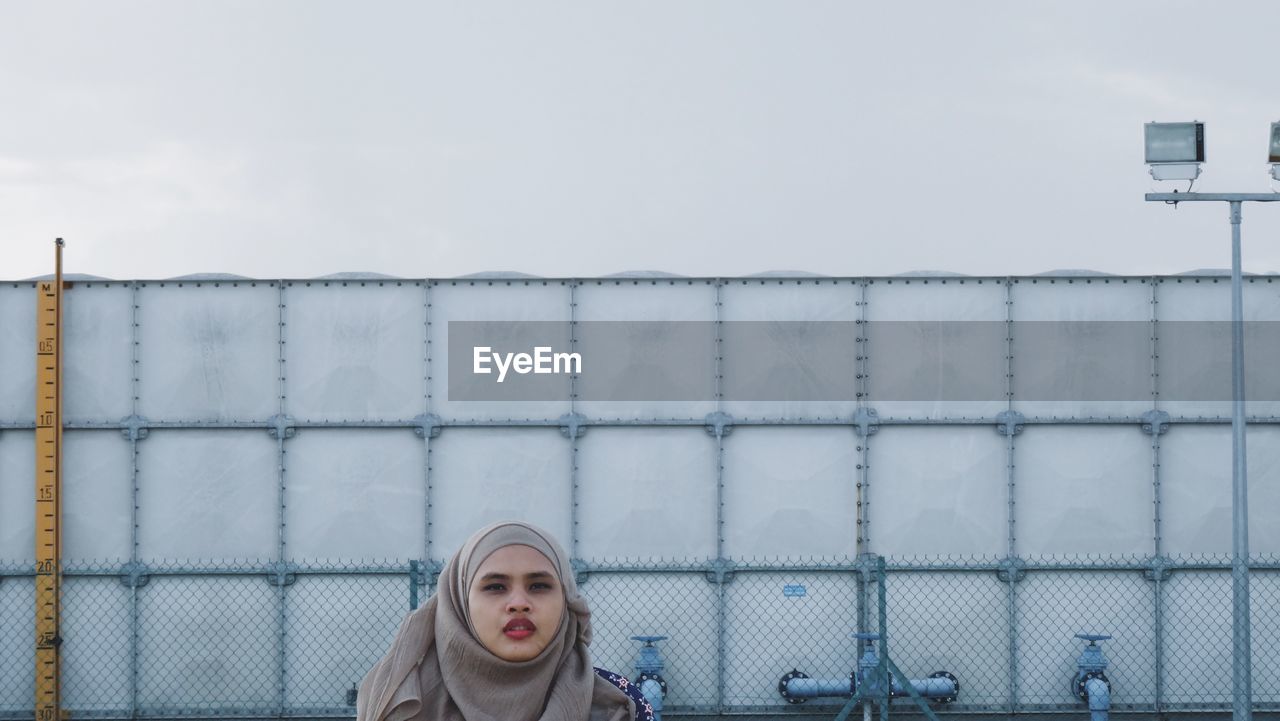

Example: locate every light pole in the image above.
[1144,121,1280,721]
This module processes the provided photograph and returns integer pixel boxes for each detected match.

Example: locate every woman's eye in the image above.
[482,583,505,592]
[530,582,554,592]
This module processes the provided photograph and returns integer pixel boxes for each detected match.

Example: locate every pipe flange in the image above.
[778,669,810,704]
[1074,670,1110,701]
[636,672,668,699]
[929,671,959,704]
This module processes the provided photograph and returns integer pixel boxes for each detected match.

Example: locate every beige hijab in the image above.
[357,521,635,721]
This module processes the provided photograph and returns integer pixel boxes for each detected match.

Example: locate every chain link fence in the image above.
[1,554,1278,718]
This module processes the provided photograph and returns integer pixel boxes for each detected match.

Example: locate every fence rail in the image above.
[2,554,1277,719]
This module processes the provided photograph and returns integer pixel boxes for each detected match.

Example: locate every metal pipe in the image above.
[639,678,664,721]
[1085,677,1110,721]
[783,675,957,700]
[1229,200,1252,721]
[786,678,853,697]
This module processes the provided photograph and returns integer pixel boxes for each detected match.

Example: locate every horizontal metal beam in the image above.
[2,415,1279,432]
[1146,193,1280,202]
[4,557,1279,578]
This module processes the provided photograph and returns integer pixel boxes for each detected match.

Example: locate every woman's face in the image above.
[467,544,567,662]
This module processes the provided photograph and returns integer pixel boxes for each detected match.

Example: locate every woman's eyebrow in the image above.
[476,571,555,582]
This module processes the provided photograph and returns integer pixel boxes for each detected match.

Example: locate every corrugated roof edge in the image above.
[453,271,543,279]
[315,271,402,279]
[166,273,255,281]
[747,270,826,277]
[604,270,688,278]
[23,273,112,281]
[1176,268,1267,276]
[1032,269,1116,277]
[893,270,970,277]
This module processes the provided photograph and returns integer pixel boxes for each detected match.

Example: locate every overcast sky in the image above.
[3,1,1278,281]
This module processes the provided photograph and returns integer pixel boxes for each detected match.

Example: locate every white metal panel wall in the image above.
[427,280,572,421]
[723,573,859,706]
[1015,572,1156,705]
[868,426,1007,558]
[865,278,1007,420]
[1161,424,1280,556]
[0,430,35,563]
[720,279,861,420]
[574,279,718,421]
[1163,572,1231,704]
[284,575,408,708]
[886,573,1010,705]
[579,574,719,708]
[136,577,277,709]
[62,284,132,423]
[61,578,130,711]
[722,427,857,561]
[0,284,36,422]
[1,276,1279,716]
[63,431,132,562]
[137,283,280,422]
[1015,426,1152,557]
[137,430,278,561]
[284,429,425,560]
[285,281,425,423]
[1011,278,1154,419]
[1156,276,1280,418]
[426,428,572,563]
[0,579,35,714]
[576,428,716,560]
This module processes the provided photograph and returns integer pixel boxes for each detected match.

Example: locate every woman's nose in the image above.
[507,593,531,612]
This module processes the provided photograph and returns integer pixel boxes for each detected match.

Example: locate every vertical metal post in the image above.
[856,280,869,634]
[569,281,580,558]
[423,281,433,564]
[1150,277,1166,715]
[1144,191,1275,719]
[128,281,141,717]
[275,282,289,716]
[409,560,420,611]
[712,279,727,713]
[1003,278,1019,714]
[876,557,889,721]
[1229,200,1251,721]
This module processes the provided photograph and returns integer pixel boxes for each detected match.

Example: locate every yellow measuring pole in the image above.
[34,238,64,721]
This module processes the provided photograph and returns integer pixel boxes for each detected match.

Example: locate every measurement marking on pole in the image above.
[33,239,64,721]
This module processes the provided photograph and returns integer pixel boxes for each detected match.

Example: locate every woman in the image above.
[357,521,655,721]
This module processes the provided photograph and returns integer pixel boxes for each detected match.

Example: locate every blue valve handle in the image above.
[631,635,669,645]
[852,632,881,641]
[1075,634,1112,643]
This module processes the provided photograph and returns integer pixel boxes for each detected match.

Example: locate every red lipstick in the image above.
[503,618,536,640]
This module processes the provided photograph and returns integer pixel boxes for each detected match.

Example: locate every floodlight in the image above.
[1145,121,1204,181]
[1270,121,1280,180]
